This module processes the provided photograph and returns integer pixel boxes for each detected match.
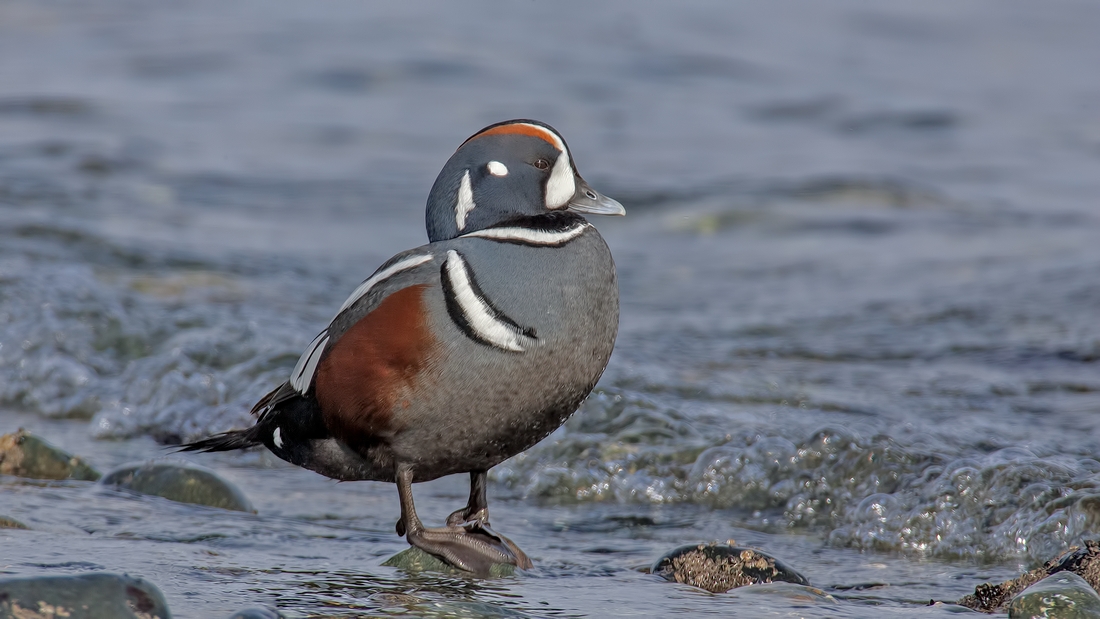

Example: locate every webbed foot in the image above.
[407,520,532,575]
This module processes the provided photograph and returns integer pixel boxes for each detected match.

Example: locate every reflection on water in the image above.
[2,0,1100,616]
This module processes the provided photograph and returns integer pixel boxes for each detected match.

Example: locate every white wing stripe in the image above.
[291,331,329,393]
[444,250,528,352]
[335,253,434,317]
[462,223,588,245]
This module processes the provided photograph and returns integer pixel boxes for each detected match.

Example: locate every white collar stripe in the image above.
[462,223,589,246]
[444,250,532,352]
[335,253,434,317]
[455,169,476,230]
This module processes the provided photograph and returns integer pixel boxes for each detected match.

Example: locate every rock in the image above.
[1008,572,1100,619]
[382,547,516,577]
[227,607,286,619]
[958,540,1100,612]
[652,542,810,593]
[0,515,28,529]
[0,429,101,481]
[99,460,254,512]
[0,572,170,619]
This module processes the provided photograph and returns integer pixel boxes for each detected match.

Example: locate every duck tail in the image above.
[178,426,262,453]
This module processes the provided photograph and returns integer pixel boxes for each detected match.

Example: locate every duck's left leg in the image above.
[395,463,531,574]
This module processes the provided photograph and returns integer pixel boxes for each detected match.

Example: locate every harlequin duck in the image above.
[183,119,624,574]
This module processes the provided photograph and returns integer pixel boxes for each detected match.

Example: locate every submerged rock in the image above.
[0,429,101,481]
[958,540,1100,612]
[0,515,28,529]
[382,547,517,577]
[0,572,170,619]
[99,460,254,512]
[1007,572,1100,619]
[652,542,810,593]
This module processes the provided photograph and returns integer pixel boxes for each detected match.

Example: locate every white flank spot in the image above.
[335,253,434,317]
[455,169,476,230]
[545,151,575,209]
[291,331,329,393]
[445,250,529,352]
[273,427,284,449]
[463,223,589,246]
[487,160,508,176]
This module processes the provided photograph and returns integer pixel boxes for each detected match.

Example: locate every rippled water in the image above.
[3,0,1100,616]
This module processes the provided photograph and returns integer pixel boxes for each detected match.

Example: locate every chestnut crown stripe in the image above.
[463,122,566,153]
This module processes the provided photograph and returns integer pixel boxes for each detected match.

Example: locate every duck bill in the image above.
[567,176,626,216]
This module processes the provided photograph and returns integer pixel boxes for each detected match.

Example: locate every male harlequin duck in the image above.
[184,119,624,574]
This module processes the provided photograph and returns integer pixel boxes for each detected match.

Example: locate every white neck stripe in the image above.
[455,169,476,230]
[444,250,532,352]
[462,223,589,246]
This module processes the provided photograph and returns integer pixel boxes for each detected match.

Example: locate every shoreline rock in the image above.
[99,460,255,513]
[652,542,810,593]
[958,540,1100,613]
[0,429,101,481]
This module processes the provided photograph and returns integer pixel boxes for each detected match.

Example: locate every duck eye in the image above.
[533,158,550,170]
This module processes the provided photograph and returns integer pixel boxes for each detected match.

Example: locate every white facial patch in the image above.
[545,151,576,209]
[335,253,434,317]
[487,161,508,177]
[273,427,284,449]
[443,250,534,352]
[455,169,476,230]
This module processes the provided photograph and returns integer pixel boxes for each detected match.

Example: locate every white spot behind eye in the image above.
[273,427,284,448]
[455,169,476,230]
[487,161,508,176]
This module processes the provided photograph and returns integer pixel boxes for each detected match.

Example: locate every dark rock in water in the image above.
[382,546,517,577]
[957,540,1100,612]
[227,607,286,619]
[0,515,28,529]
[100,460,254,512]
[1007,572,1100,619]
[0,572,171,619]
[652,542,810,593]
[0,429,101,481]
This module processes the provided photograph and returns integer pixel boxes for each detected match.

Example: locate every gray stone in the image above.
[0,572,170,619]
[1008,572,1100,619]
[382,547,516,577]
[99,460,254,513]
[652,542,810,593]
[0,429,100,481]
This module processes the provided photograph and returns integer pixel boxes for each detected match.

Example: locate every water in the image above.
[2,0,1100,616]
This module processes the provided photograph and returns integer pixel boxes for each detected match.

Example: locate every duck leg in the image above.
[447,470,489,527]
[395,463,532,574]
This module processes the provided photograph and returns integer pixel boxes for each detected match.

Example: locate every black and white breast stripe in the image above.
[441,250,537,352]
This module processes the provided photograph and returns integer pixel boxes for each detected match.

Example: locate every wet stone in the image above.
[99,460,254,512]
[957,540,1100,612]
[652,542,810,593]
[382,547,516,578]
[0,572,170,619]
[1008,572,1100,619]
[0,515,28,529]
[0,429,101,481]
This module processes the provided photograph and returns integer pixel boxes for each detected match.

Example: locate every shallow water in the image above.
[2,0,1100,616]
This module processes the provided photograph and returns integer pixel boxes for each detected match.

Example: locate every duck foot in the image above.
[406,520,532,575]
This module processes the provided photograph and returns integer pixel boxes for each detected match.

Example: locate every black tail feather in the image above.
[178,427,262,453]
